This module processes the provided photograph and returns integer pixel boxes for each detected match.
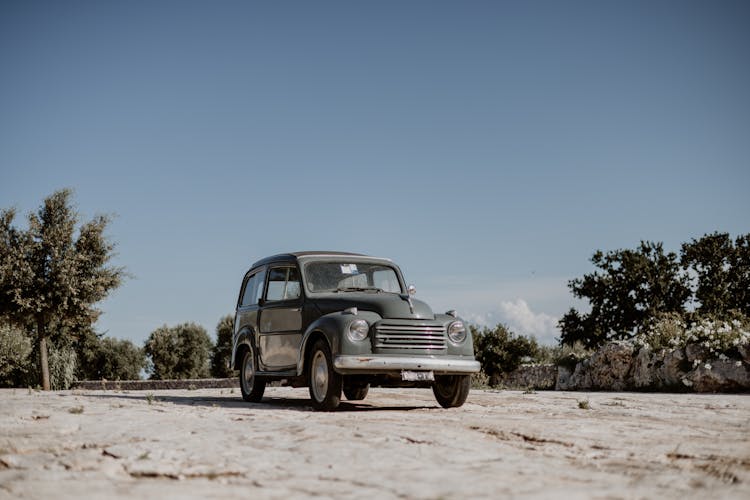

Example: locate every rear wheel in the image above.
[308,340,342,411]
[343,381,369,401]
[432,375,470,408]
[239,347,266,403]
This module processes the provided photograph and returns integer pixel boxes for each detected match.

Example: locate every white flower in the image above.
[704,363,712,371]
[681,377,693,387]
[737,361,743,367]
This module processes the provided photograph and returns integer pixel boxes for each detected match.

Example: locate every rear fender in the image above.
[231,328,255,370]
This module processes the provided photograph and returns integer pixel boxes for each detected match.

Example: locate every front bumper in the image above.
[333,355,480,375]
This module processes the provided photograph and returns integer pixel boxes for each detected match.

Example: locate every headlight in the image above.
[447,320,466,344]
[348,319,369,341]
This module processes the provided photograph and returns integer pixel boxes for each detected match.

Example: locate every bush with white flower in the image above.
[684,315,750,358]
[634,312,750,361]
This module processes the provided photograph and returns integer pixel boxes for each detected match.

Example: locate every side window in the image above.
[254,269,266,303]
[265,267,301,302]
[240,268,266,307]
[240,273,257,307]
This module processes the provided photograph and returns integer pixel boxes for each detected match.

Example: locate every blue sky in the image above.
[1,1,748,345]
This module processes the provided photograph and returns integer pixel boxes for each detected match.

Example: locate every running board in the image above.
[256,370,297,378]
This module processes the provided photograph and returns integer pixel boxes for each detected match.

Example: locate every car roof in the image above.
[249,251,370,269]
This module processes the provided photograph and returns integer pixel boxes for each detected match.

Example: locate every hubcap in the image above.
[242,351,254,392]
[311,350,328,402]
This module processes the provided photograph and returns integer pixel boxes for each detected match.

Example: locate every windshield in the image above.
[303,261,403,293]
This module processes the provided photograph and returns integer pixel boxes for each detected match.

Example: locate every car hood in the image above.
[311,293,435,320]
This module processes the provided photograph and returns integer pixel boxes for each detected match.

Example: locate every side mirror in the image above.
[257,297,265,307]
[407,284,416,296]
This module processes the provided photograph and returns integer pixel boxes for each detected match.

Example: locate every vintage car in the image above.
[231,251,480,410]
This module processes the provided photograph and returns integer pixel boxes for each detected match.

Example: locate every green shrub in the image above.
[25,339,78,390]
[472,324,540,385]
[1,323,81,389]
[210,315,235,378]
[48,342,77,390]
[145,323,213,380]
[0,323,33,387]
[545,342,594,370]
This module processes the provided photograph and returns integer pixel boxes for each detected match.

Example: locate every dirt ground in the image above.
[1,387,748,499]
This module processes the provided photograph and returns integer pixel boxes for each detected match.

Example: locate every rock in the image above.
[555,365,573,390]
[738,343,750,364]
[657,348,687,387]
[566,358,594,390]
[632,346,655,388]
[688,360,750,392]
[587,341,635,390]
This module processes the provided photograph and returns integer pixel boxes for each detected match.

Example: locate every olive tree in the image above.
[84,337,147,381]
[559,241,690,347]
[0,190,124,390]
[681,232,750,316]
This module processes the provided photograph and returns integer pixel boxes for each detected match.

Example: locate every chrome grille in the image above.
[374,324,446,351]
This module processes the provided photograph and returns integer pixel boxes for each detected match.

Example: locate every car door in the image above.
[257,265,303,371]
[234,266,266,354]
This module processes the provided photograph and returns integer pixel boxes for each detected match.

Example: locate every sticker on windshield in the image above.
[340,264,358,274]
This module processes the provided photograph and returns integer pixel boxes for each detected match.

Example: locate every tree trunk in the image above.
[38,318,50,391]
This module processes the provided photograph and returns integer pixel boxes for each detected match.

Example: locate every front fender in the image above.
[295,310,382,375]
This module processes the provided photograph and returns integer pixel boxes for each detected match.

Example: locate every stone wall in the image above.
[495,364,558,390]
[556,341,750,392]
[73,378,236,391]
[495,341,750,392]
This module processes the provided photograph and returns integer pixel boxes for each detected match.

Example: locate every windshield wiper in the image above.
[334,286,384,293]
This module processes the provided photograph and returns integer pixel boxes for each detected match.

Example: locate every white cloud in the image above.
[465,299,560,345]
[413,276,574,345]
[499,299,560,344]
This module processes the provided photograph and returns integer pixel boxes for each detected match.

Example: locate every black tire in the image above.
[432,375,470,408]
[239,346,266,403]
[343,382,369,401]
[307,340,342,411]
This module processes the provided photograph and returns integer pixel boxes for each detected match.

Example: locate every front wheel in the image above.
[432,375,470,408]
[240,347,266,403]
[308,340,342,411]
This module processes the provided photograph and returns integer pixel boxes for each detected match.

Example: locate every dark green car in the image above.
[231,251,480,410]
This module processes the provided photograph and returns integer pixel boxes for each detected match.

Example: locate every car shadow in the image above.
[80,392,436,412]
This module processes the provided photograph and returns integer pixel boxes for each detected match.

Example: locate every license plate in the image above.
[401,370,434,382]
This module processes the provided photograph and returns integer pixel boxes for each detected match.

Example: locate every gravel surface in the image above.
[1,387,748,499]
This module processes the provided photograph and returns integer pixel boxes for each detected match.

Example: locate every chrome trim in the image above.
[375,323,446,351]
[333,356,480,374]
